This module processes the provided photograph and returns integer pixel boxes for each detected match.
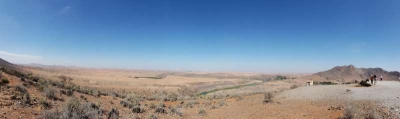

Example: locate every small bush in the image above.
[198,108,206,115]
[20,77,25,82]
[41,110,60,119]
[1,78,9,84]
[148,113,158,119]
[290,84,298,89]
[219,100,226,106]
[165,93,178,101]
[120,100,134,108]
[132,106,145,113]
[170,107,183,116]
[186,100,199,108]
[155,107,167,114]
[14,85,31,105]
[150,103,157,109]
[92,89,100,97]
[107,108,119,119]
[40,99,51,109]
[44,87,57,100]
[15,85,28,93]
[340,105,356,119]
[66,89,74,96]
[263,92,273,103]
[36,85,45,92]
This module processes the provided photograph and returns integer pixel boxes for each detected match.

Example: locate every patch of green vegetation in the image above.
[134,76,163,79]
[275,75,288,80]
[1,78,9,84]
[197,83,258,96]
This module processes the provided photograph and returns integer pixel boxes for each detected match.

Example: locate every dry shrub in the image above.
[339,102,381,119]
[107,108,119,119]
[198,108,206,115]
[41,110,59,119]
[170,106,183,116]
[150,103,157,109]
[40,99,52,109]
[165,93,178,101]
[148,113,158,119]
[44,87,57,100]
[155,107,167,114]
[219,100,226,106]
[263,92,273,103]
[14,85,31,105]
[290,84,298,89]
[186,100,199,108]
[132,106,145,113]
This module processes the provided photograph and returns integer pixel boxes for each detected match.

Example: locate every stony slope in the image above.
[306,65,400,82]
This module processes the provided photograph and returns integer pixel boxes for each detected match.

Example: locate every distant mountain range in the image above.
[307,65,400,82]
[1,57,399,82]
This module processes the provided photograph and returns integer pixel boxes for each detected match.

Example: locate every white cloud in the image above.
[60,6,71,14]
[0,50,42,59]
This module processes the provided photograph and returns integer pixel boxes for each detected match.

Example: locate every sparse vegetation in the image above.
[39,97,103,119]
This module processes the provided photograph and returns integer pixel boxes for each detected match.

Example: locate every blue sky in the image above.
[0,0,399,73]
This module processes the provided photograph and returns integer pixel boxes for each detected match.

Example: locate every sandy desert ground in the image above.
[0,63,399,119]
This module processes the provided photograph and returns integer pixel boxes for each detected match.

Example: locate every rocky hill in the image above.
[306,65,400,82]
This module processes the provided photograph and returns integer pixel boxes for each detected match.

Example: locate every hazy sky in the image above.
[1,0,399,73]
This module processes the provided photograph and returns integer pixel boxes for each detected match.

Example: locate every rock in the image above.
[346,89,351,92]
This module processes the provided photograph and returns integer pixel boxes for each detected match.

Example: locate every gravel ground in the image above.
[277,81,400,117]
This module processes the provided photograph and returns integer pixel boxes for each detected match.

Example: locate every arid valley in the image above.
[1,58,400,119]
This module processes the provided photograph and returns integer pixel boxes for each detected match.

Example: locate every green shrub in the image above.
[1,78,9,84]
[275,76,287,80]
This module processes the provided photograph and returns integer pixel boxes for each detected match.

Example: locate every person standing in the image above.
[370,75,374,84]
[373,75,377,85]
[380,75,383,81]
